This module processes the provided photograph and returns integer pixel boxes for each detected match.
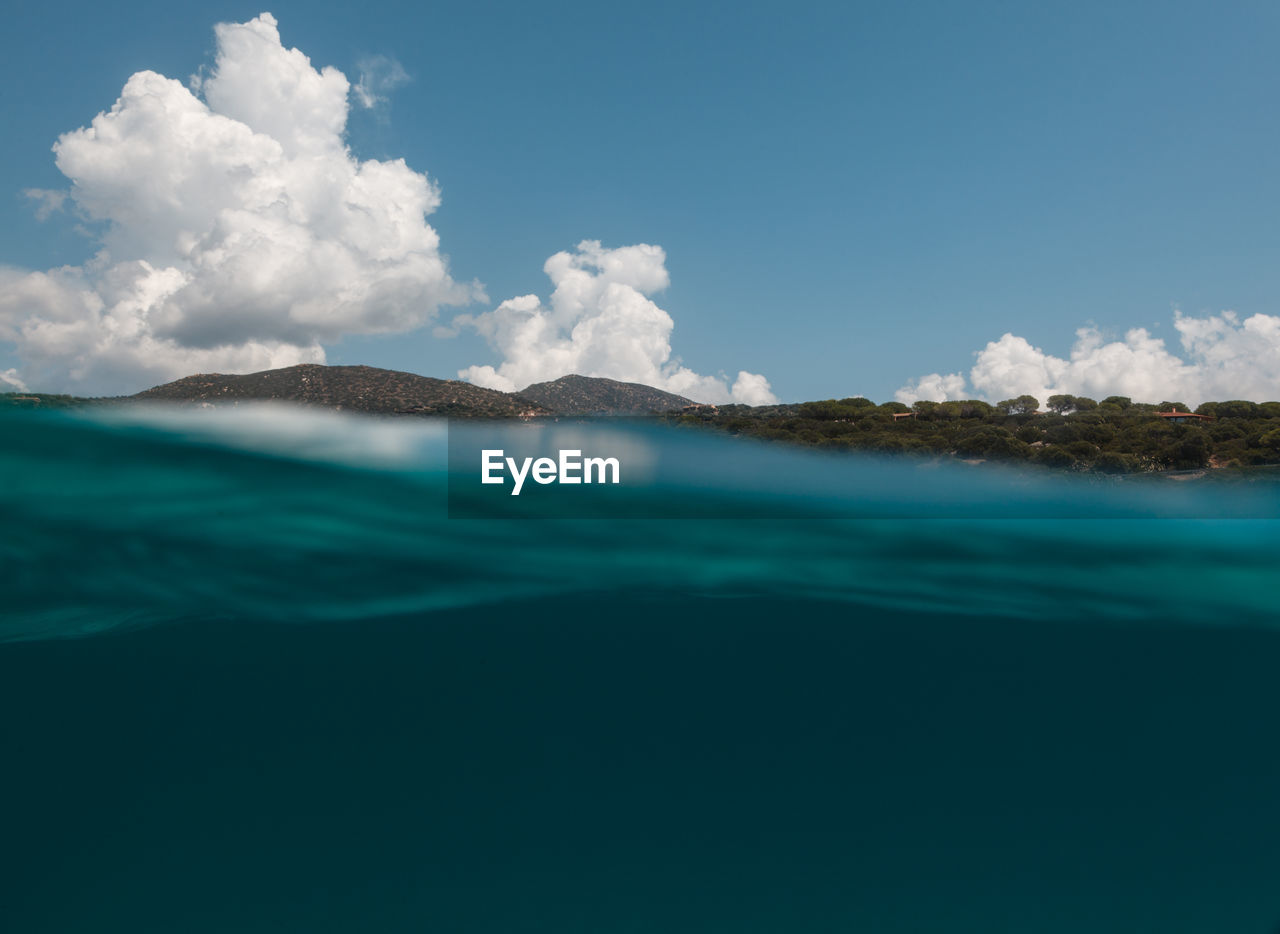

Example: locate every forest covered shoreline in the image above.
[664,394,1280,475]
[7,388,1280,476]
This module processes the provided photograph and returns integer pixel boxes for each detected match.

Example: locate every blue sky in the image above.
[3,1,1279,402]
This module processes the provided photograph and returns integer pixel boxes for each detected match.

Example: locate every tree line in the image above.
[670,394,1280,473]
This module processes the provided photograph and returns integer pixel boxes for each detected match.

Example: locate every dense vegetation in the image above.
[669,394,1280,474]
[0,392,101,409]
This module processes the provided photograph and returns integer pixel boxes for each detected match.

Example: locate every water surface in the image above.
[2,406,1278,932]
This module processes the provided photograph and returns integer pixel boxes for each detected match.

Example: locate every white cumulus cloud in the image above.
[0,12,472,394]
[456,240,777,405]
[895,311,1280,407]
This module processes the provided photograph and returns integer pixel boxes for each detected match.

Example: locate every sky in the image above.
[2,0,1279,404]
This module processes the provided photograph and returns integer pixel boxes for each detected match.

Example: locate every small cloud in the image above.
[23,188,68,221]
[457,240,778,405]
[895,371,967,405]
[731,371,777,406]
[432,315,470,339]
[187,64,208,95]
[353,55,409,109]
[1,368,29,392]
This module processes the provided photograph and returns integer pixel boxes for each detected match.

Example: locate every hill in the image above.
[516,374,696,415]
[133,364,550,417]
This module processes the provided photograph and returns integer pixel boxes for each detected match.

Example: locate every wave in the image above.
[3,404,1278,641]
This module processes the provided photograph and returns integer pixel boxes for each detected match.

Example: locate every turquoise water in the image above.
[3,406,1279,931]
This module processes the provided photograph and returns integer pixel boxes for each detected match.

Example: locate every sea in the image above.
[3,404,1279,933]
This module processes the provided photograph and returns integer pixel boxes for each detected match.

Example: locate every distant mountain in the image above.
[133,364,551,417]
[516,375,697,415]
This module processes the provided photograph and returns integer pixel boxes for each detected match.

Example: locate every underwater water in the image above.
[3,406,1279,932]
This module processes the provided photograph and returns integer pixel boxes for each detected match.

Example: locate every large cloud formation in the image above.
[457,241,777,405]
[896,311,1280,407]
[1,13,472,394]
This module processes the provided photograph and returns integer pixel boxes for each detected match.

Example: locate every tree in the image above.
[1213,400,1261,419]
[1046,422,1081,444]
[998,395,1039,415]
[1072,396,1099,411]
[1093,452,1139,474]
[800,399,877,419]
[1033,445,1076,468]
[1046,394,1076,414]
[1160,432,1210,469]
[1157,401,1190,413]
[958,400,994,418]
[954,427,1026,459]
[1079,421,1116,445]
